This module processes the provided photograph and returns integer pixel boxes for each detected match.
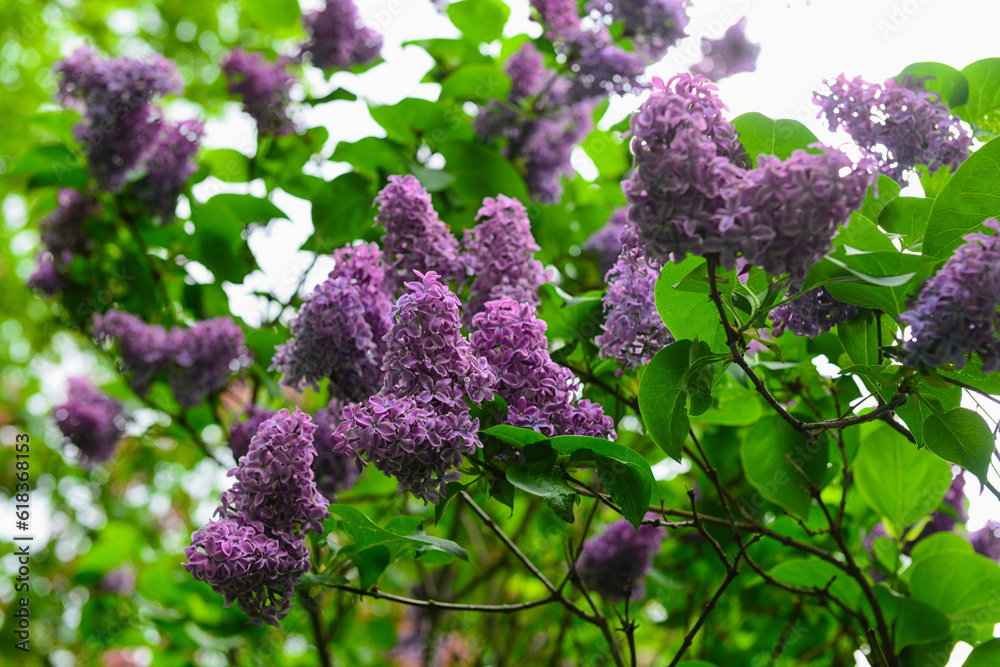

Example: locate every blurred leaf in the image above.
[873,587,951,650]
[963,638,1000,666]
[303,172,376,253]
[11,144,88,189]
[910,552,1000,626]
[441,65,511,101]
[200,149,250,183]
[447,0,510,44]
[439,139,528,205]
[898,62,970,107]
[732,112,819,167]
[741,415,828,518]
[766,558,862,606]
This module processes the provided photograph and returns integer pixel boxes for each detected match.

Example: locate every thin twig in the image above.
[328,585,558,613]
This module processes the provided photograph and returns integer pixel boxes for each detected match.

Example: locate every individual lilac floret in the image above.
[301,0,382,70]
[134,119,203,222]
[220,49,296,136]
[506,43,549,101]
[970,520,1000,563]
[28,189,97,294]
[899,219,1000,372]
[312,400,361,500]
[588,0,690,62]
[184,516,310,627]
[770,287,858,338]
[463,195,551,324]
[93,310,171,396]
[228,405,276,462]
[578,515,666,600]
[272,243,392,399]
[471,298,616,438]
[596,225,673,371]
[723,148,873,286]
[54,47,181,192]
[53,378,127,466]
[375,175,465,292]
[623,74,746,267]
[529,0,581,39]
[585,207,630,271]
[814,74,972,183]
[168,317,251,408]
[220,408,330,535]
[691,18,760,82]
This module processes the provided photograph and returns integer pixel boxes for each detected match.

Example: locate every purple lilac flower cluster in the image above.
[220,49,297,136]
[899,219,1000,372]
[596,224,673,371]
[814,74,972,182]
[94,310,251,407]
[770,287,858,338]
[529,0,581,40]
[332,272,497,503]
[588,0,690,62]
[52,377,126,466]
[28,189,97,296]
[311,400,361,500]
[134,120,204,221]
[971,521,1000,562]
[578,515,666,600]
[584,207,630,271]
[471,298,615,438]
[374,176,466,292]
[565,28,647,102]
[301,0,382,70]
[691,18,760,82]
[228,405,276,462]
[186,409,328,627]
[462,195,551,324]
[271,242,392,399]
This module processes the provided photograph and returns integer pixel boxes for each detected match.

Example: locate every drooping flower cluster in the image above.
[588,0,690,62]
[52,377,126,466]
[462,195,551,324]
[578,516,666,600]
[186,409,328,627]
[521,104,596,203]
[28,189,97,296]
[220,49,297,136]
[271,242,392,399]
[770,287,858,338]
[585,207,630,271]
[471,298,615,438]
[596,224,673,371]
[529,0,581,39]
[375,176,466,292]
[565,29,647,102]
[814,73,972,182]
[311,400,361,500]
[93,310,251,407]
[691,18,760,82]
[228,405,276,462]
[332,272,497,503]
[899,219,1000,372]
[506,43,548,101]
[133,120,204,221]
[301,0,382,70]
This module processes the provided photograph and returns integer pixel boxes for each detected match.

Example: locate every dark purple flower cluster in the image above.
[301,0,382,70]
[814,74,972,182]
[506,43,548,101]
[585,207,630,271]
[971,521,1000,562]
[220,49,296,136]
[228,405,276,462]
[471,298,615,438]
[186,409,328,627]
[691,18,760,82]
[134,120,204,221]
[271,242,392,399]
[312,400,361,500]
[52,377,126,466]
[588,0,690,62]
[770,287,858,338]
[54,47,183,192]
[462,195,551,324]
[565,29,647,102]
[375,176,465,292]
[529,0,581,39]
[578,516,666,599]
[28,189,97,296]
[93,310,251,406]
[596,224,673,371]
[332,272,497,503]
[521,105,595,203]
[899,219,1000,372]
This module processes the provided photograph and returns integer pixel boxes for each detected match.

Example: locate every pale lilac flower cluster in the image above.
[186,409,328,627]
[271,242,392,399]
[312,400,361,500]
[302,0,382,70]
[585,207,630,271]
[332,272,497,503]
[220,49,296,136]
[54,47,183,192]
[228,405,276,462]
[28,189,97,296]
[471,298,615,438]
[596,224,673,371]
[134,120,204,221]
[529,0,581,39]
[769,287,858,338]
[93,310,251,407]
[578,516,666,599]
[462,195,550,324]
[814,74,972,182]
[589,0,690,62]
[52,377,126,466]
[375,176,465,292]
[691,18,760,82]
[899,219,1000,372]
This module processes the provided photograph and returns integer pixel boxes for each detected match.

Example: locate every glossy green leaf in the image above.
[894,385,961,446]
[838,310,891,366]
[655,256,728,353]
[741,415,828,518]
[909,532,975,565]
[922,408,995,482]
[303,172,376,253]
[506,466,577,523]
[732,112,819,167]
[910,552,1000,625]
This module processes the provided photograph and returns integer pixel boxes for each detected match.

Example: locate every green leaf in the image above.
[303,172,376,253]
[655,256,728,353]
[910,552,1000,626]
[963,638,1000,666]
[898,62,970,108]
[955,58,1000,133]
[200,149,250,183]
[835,212,898,253]
[853,422,952,535]
[922,136,1000,259]
[894,385,961,446]
[922,408,995,483]
[731,112,820,167]
[860,175,902,222]
[441,65,511,101]
[368,98,457,147]
[482,424,549,447]
[837,310,883,366]
[246,0,300,27]
[741,415,828,518]
[878,196,932,251]
[438,139,529,205]
[506,466,577,523]
[873,587,951,650]
[189,194,285,282]
[11,144,88,189]
[909,532,975,565]
[943,355,1000,395]
[75,522,143,580]
[331,136,405,178]
[447,0,510,44]
[766,558,862,606]
[581,129,630,179]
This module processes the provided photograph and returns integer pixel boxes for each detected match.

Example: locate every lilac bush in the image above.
[93,310,171,396]
[52,377,126,466]
[529,0,581,40]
